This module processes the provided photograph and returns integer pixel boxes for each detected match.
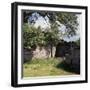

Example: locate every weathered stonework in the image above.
[24,46,56,61]
[55,41,80,71]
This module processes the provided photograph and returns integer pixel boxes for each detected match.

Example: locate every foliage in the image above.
[23,23,46,49]
[23,11,79,57]
[44,23,60,46]
[23,23,60,49]
[23,11,79,37]
[75,38,80,46]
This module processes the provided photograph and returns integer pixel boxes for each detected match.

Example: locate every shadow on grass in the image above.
[56,61,80,74]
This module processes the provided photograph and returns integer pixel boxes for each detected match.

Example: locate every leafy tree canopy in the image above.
[23,23,46,49]
[23,11,79,37]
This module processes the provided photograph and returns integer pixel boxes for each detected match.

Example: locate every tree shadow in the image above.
[56,61,80,74]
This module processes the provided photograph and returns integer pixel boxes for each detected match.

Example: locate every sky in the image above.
[28,12,51,29]
[28,12,80,42]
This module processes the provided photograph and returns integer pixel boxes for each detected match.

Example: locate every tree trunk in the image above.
[51,45,53,57]
[50,44,56,58]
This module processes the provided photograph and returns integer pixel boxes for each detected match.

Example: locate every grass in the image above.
[23,58,79,77]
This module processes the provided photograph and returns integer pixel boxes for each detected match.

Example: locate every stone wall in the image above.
[24,41,80,69]
[55,41,80,69]
[32,46,50,59]
[23,48,33,62]
[24,46,56,61]
[65,47,80,66]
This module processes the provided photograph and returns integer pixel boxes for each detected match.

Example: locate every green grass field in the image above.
[23,58,79,77]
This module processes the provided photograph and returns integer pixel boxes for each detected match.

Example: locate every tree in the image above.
[23,11,79,37]
[23,23,60,57]
[23,11,79,57]
[44,23,60,57]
